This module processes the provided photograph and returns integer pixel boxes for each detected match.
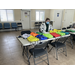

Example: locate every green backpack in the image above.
[43,33,53,38]
[66,29,75,32]
[56,32,65,36]
[36,32,43,35]
[70,30,75,32]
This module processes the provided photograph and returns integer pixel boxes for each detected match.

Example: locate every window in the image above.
[0,10,14,21]
[36,11,45,21]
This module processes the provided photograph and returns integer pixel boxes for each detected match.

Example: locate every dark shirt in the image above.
[45,23,49,32]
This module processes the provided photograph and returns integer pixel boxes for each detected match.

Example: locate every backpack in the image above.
[36,35,48,40]
[27,35,39,42]
[30,32,38,37]
[36,32,43,35]
[50,33,60,37]
[43,33,53,38]
[56,32,65,36]
[61,31,69,35]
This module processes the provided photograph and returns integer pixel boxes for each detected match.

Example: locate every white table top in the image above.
[17,34,70,46]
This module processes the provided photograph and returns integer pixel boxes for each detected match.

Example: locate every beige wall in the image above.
[15,9,75,22]
[0,9,50,28]
[50,9,75,28]
[31,9,50,20]
[12,9,75,28]
[14,9,50,28]
[31,9,50,28]
[16,9,75,22]
[50,9,65,21]
[14,9,21,21]
[73,10,75,21]
[1,9,75,28]
[49,9,65,28]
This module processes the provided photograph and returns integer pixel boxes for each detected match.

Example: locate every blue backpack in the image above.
[36,35,48,40]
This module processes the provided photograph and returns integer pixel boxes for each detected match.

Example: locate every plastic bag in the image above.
[27,35,39,42]
[61,31,69,35]
[43,33,53,38]
[36,35,48,40]
[22,33,31,39]
[30,32,38,37]
[56,32,65,36]
[50,29,61,33]
[36,32,43,35]
[50,33,60,37]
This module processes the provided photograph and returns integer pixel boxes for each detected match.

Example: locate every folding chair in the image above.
[4,23,10,29]
[0,23,2,29]
[11,23,18,30]
[29,41,49,65]
[48,37,68,60]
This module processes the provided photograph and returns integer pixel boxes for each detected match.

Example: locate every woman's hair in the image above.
[45,18,50,22]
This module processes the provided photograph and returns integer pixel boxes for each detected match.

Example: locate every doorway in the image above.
[63,9,74,27]
[21,10,31,29]
[53,10,63,29]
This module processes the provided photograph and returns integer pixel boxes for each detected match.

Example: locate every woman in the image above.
[39,18,53,33]
[39,18,53,47]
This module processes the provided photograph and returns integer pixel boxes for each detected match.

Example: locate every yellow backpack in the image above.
[50,29,61,33]
[27,35,39,42]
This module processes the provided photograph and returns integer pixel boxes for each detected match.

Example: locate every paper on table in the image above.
[22,33,31,39]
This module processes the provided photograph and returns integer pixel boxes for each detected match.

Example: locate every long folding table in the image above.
[17,34,70,65]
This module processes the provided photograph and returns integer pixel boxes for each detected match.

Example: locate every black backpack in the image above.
[21,30,31,35]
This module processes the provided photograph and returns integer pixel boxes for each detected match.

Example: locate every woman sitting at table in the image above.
[39,18,53,33]
[39,18,53,47]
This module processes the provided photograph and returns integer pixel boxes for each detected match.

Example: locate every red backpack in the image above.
[50,33,60,37]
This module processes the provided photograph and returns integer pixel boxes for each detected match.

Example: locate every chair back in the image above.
[4,23,10,28]
[58,37,68,44]
[0,23,2,29]
[62,27,66,30]
[34,41,48,50]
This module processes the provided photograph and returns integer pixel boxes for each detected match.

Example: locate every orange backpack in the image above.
[30,32,38,37]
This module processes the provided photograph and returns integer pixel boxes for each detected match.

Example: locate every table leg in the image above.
[22,46,25,56]
[26,46,30,65]
[70,35,73,49]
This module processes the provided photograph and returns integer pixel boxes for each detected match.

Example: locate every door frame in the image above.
[53,9,63,29]
[21,9,31,29]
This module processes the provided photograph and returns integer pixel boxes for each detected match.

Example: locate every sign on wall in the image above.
[57,13,59,17]
[25,12,29,17]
